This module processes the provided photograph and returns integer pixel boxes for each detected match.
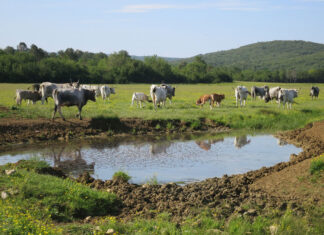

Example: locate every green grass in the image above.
[310,154,324,175]
[1,82,324,131]
[112,171,131,182]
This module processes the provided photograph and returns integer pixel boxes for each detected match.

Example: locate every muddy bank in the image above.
[0,117,229,147]
[72,121,324,221]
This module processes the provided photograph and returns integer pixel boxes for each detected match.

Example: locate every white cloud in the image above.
[112,2,262,13]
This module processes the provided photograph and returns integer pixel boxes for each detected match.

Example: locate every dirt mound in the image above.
[73,121,324,221]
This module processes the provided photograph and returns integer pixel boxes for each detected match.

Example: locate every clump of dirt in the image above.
[72,120,324,221]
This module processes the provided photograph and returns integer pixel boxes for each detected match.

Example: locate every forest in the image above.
[0,42,324,84]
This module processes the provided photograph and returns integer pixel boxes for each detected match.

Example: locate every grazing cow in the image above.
[40,81,79,104]
[310,86,320,99]
[80,85,101,97]
[100,85,115,101]
[210,93,225,107]
[15,89,42,105]
[234,135,251,149]
[151,85,167,109]
[264,87,281,103]
[52,88,96,121]
[235,86,250,107]
[278,89,298,109]
[131,92,152,108]
[251,85,269,100]
[196,94,212,109]
[161,84,175,104]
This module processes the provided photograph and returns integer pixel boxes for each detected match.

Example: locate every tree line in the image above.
[0,42,323,84]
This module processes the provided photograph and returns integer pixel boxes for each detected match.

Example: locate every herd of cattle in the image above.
[14,81,320,120]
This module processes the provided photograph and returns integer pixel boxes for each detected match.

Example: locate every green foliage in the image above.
[146,174,158,185]
[310,154,324,175]
[0,160,118,223]
[112,171,131,182]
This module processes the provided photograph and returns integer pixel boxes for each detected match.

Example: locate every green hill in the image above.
[175,40,324,71]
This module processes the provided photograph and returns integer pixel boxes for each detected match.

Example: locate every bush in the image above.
[112,171,131,182]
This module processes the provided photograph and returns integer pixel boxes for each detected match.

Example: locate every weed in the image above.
[146,174,158,185]
[310,154,324,175]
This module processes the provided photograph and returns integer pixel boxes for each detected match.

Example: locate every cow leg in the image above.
[52,105,57,121]
[140,101,142,108]
[77,106,82,120]
[41,96,46,105]
[57,106,66,121]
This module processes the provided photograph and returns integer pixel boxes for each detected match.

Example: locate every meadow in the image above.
[1,82,324,131]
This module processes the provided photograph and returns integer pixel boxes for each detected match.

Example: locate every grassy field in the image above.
[1,82,324,130]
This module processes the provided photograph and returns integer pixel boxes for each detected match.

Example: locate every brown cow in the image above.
[210,93,225,107]
[196,94,212,109]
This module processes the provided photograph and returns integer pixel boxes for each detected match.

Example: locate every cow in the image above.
[52,88,96,121]
[160,84,175,104]
[234,135,251,149]
[131,92,152,108]
[310,86,320,99]
[80,85,101,97]
[40,81,79,104]
[150,85,167,109]
[196,94,212,109]
[15,89,42,105]
[235,86,250,107]
[28,83,40,92]
[278,89,298,109]
[210,93,225,107]
[264,87,281,103]
[100,85,115,101]
[251,85,269,100]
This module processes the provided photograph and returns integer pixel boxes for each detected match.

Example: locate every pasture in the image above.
[0,82,324,131]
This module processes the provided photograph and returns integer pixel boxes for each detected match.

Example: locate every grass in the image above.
[310,154,324,175]
[1,82,324,131]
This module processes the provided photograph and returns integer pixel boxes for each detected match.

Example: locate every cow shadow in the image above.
[234,135,251,149]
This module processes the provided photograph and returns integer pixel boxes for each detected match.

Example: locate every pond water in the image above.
[0,134,301,184]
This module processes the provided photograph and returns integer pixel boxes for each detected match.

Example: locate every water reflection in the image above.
[195,138,224,151]
[234,135,251,149]
[48,146,95,177]
[277,139,288,146]
[150,141,172,155]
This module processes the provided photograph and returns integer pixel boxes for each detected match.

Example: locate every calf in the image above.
[100,85,115,101]
[16,89,42,105]
[131,92,151,108]
[278,89,298,109]
[235,86,250,107]
[310,86,320,99]
[52,88,96,121]
[210,93,225,107]
[251,85,269,100]
[196,94,212,109]
[80,85,101,97]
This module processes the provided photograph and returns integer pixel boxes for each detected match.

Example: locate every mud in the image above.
[0,117,229,149]
[74,121,324,221]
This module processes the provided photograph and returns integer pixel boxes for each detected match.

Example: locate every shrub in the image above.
[112,171,131,182]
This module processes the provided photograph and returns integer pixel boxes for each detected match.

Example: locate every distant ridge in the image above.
[170,40,324,71]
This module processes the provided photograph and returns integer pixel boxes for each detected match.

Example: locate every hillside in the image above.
[174,40,324,71]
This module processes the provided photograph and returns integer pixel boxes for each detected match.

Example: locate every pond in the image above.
[0,133,301,184]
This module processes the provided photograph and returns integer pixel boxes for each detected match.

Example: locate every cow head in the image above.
[196,98,202,105]
[85,89,96,102]
[264,93,271,103]
[110,87,116,94]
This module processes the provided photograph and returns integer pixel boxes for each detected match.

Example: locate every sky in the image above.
[1,0,324,58]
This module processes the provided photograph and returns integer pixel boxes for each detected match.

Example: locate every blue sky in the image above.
[1,0,324,57]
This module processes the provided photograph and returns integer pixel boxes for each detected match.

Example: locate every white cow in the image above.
[52,88,96,121]
[100,85,115,101]
[264,87,281,103]
[235,86,250,107]
[80,85,101,97]
[151,85,167,109]
[40,81,79,104]
[131,92,151,108]
[160,84,175,104]
[278,89,298,109]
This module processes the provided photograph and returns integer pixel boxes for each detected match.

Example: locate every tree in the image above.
[17,42,28,52]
